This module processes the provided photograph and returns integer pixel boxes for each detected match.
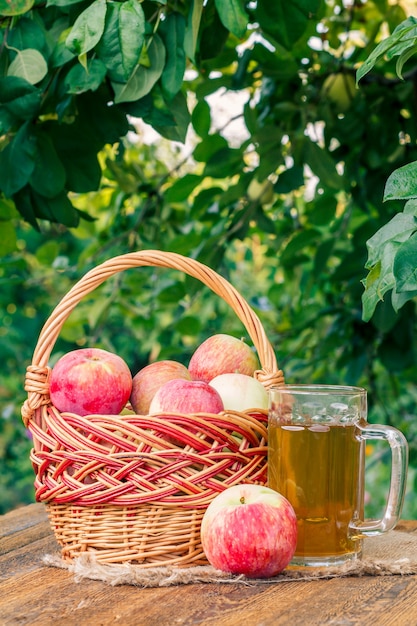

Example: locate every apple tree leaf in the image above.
[384,161,417,201]
[7,49,48,85]
[96,0,145,83]
[0,0,34,16]
[214,0,248,39]
[113,34,166,104]
[66,0,107,57]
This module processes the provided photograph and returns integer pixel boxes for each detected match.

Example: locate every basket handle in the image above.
[22,250,283,425]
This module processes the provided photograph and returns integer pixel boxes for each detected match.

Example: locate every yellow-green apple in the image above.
[209,373,268,412]
[49,348,132,416]
[200,484,297,578]
[149,378,224,414]
[188,334,260,383]
[130,360,191,414]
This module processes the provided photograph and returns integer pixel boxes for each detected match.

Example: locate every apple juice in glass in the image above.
[268,385,408,567]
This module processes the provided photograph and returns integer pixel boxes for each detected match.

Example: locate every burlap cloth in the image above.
[43,528,417,587]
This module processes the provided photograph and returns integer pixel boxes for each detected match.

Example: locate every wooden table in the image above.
[1,503,417,626]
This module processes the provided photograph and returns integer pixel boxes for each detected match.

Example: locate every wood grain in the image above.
[1,504,417,626]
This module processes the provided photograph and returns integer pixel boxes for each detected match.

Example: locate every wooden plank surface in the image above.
[1,504,417,626]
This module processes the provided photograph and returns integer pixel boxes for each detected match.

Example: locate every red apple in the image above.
[188,334,260,383]
[49,348,132,416]
[200,484,297,578]
[209,373,268,412]
[130,360,191,414]
[149,378,224,414]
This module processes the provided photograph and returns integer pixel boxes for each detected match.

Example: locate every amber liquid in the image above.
[268,423,365,565]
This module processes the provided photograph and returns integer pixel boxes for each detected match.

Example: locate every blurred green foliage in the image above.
[2,0,417,519]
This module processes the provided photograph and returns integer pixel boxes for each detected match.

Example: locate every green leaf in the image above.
[0,122,36,197]
[174,315,202,336]
[193,134,228,162]
[0,0,34,16]
[159,13,186,100]
[365,212,417,268]
[275,166,304,194]
[314,239,335,277]
[35,240,60,265]
[47,0,85,5]
[393,232,417,292]
[165,174,201,202]
[203,146,243,178]
[198,7,229,62]
[0,76,42,121]
[7,17,48,56]
[214,0,247,39]
[0,198,18,219]
[281,229,321,265]
[304,139,344,190]
[362,261,391,322]
[29,131,66,198]
[66,0,107,57]
[0,221,17,255]
[45,123,102,193]
[356,17,417,84]
[306,193,337,227]
[152,90,190,143]
[0,108,16,134]
[184,0,204,63]
[361,217,416,321]
[396,45,417,79]
[12,185,39,229]
[403,198,417,215]
[31,190,80,227]
[391,287,417,312]
[254,0,321,50]
[7,49,48,85]
[64,58,107,94]
[384,161,417,201]
[96,0,145,83]
[191,98,211,138]
[77,88,131,146]
[50,27,76,68]
[113,34,166,104]
[156,281,187,304]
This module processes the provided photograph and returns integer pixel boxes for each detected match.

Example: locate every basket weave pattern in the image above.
[22,251,284,566]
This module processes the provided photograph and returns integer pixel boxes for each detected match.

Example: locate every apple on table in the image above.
[200,484,297,578]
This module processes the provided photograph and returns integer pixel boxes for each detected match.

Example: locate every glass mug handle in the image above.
[349,422,409,537]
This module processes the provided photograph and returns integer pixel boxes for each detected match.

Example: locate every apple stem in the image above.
[240,496,245,504]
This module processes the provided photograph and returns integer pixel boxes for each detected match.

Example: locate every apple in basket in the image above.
[149,378,224,414]
[209,373,268,412]
[188,334,260,383]
[49,348,132,416]
[130,360,192,414]
[200,484,298,578]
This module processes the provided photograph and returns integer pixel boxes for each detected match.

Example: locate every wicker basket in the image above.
[21,250,284,567]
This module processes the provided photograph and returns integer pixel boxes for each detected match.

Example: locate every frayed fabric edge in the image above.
[42,552,417,588]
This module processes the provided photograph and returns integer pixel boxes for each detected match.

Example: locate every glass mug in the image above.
[268,385,408,567]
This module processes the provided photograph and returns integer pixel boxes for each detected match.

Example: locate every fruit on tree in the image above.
[322,72,356,113]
